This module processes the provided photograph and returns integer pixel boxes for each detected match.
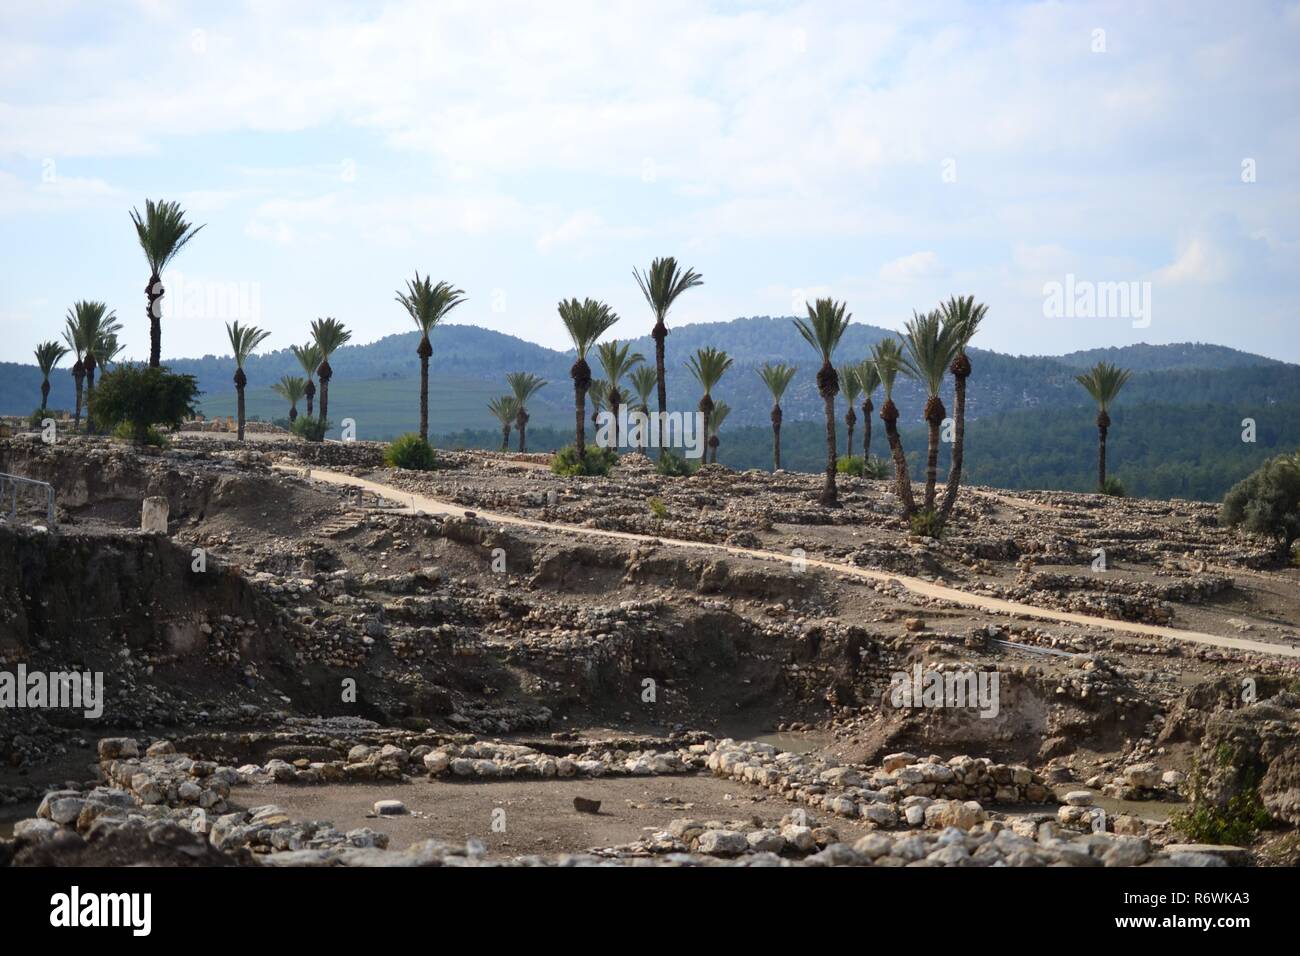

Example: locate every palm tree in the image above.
[96,329,126,369]
[395,273,466,441]
[1075,361,1132,490]
[272,375,307,422]
[938,296,988,523]
[34,341,69,412]
[628,365,658,453]
[226,321,271,441]
[506,372,547,453]
[707,401,731,464]
[62,318,86,431]
[685,346,733,460]
[756,362,797,471]
[310,318,352,429]
[840,363,863,458]
[588,378,609,432]
[633,257,703,456]
[487,395,521,451]
[557,298,619,460]
[793,298,852,506]
[872,339,916,516]
[290,343,322,417]
[69,301,121,435]
[900,309,962,514]
[596,340,645,450]
[856,359,881,463]
[129,199,204,367]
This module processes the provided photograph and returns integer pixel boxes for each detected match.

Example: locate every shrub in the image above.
[1220,451,1300,548]
[1171,753,1272,845]
[550,445,617,476]
[647,496,669,521]
[909,508,945,539]
[863,456,889,479]
[91,364,199,444]
[836,455,864,476]
[385,433,437,471]
[1100,475,1126,497]
[655,449,698,477]
[290,416,330,442]
[112,421,168,447]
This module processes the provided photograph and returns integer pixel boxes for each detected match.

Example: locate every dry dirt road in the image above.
[281,465,1300,660]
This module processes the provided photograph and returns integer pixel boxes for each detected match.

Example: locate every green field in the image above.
[199,374,572,440]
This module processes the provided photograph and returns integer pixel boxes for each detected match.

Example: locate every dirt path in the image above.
[282,465,1300,660]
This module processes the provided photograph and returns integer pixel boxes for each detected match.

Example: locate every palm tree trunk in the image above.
[882,401,916,516]
[289,405,298,422]
[318,361,331,431]
[417,336,431,441]
[923,396,945,512]
[652,320,667,458]
[862,399,872,461]
[1097,411,1109,489]
[574,383,587,458]
[40,379,50,411]
[821,393,838,506]
[771,404,782,471]
[84,357,97,435]
[234,367,247,441]
[501,425,510,451]
[939,371,968,523]
[147,273,163,368]
[845,408,856,460]
[516,408,528,452]
[305,379,315,417]
[72,365,84,431]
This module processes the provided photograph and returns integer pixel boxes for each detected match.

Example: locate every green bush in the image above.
[112,421,168,447]
[290,416,330,442]
[909,508,945,539]
[647,496,669,521]
[550,445,618,476]
[1171,753,1272,845]
[1220,451,1300,547]
[863,456,889,479]
[1100,475,1126,497]
[385,433,437,470]
[836,455,864,476]
[91,364,199,444]
[655,449,698,477]
[27,408,49,428]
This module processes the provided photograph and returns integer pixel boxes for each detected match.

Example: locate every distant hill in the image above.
[1054,342,1283,371]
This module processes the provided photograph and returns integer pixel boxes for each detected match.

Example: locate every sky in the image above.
[1,0,1298,365]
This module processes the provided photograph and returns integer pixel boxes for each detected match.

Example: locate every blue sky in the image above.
[2,0,1298,364]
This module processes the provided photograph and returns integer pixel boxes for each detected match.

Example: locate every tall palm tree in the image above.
[34,341,69,412]
[872,339,916,516]
[900,309,962,514]
[840,363,862,458]
[290,343,322,418]
[685,346,733,459]
[1075,361,1132,490]
[69,301,121,435]
[793,298,852,506]
[557,298,619,460]
[62,318,86,431]
[633,257,703,456]
[395,273,466,441]
[487,395,521,451]
[596,340,645,450]
[226,321,271,441]
[707,401,731,464]
[628,365,658,453]
[856,359,881,462]
[271,375,307,422]
[756,362,797,471]
[129,199,204,367]
[310,318,352,429]
[938,295,988,523]
[506,371,547,453]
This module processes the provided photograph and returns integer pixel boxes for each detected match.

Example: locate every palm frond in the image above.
[226,321,271,367]
[629,365,658,404]
[396,272,467,336]
[938,294,988,354]
[487,395,521,426]
[792,298,851,362]
[506,371,547,404]
[67,301,121,363]
[130,198,204,274]
[899,308,961,396]
[271,375,307,404]
[310,317,352,360]
[870,338,905,401]
[856,358,881,397]
[708,401,731,436]
[557,298,619,358]
[756,362,797,401]
[290,342,322,378]
[685,346,734,392]
[839,363,863,402]
[35,341,69,376]
[632,257,703,321]
[596,339,645,387]
[1075,361,1132,411]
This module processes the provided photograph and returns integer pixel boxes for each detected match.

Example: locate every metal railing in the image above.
[0,471,56,527]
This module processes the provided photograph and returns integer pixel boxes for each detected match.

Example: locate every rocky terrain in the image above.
[2,432,1298,868]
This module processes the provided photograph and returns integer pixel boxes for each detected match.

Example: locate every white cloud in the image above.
[880,251,942,282]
